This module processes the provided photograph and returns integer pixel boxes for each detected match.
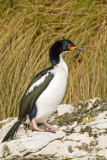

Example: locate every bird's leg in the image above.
[43,122,74,133]
[43,122,60,132]
[31,118,44,132]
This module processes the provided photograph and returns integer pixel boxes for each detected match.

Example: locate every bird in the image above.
[2,39,85,142]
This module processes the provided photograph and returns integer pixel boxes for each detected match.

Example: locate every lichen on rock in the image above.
[0,98,107,160]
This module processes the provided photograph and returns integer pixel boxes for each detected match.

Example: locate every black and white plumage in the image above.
[19,66,54,121]
[2,39,85,142]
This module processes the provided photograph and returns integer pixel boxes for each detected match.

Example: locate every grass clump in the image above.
[0,0,107,120]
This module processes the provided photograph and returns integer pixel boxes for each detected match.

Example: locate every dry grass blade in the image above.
[0,0,107,120]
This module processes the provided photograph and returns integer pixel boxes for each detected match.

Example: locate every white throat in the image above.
[54,55,68,77]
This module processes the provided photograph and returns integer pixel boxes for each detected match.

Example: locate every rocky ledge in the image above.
[0,98,107,160]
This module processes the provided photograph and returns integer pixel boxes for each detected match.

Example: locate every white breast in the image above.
[35,56,68,123]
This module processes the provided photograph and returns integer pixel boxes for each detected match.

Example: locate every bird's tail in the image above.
[2,120,22,143]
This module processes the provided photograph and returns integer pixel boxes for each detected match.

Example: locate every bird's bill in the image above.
[68,46,76,51]
[68,46,86,51]
[75,47,86,51]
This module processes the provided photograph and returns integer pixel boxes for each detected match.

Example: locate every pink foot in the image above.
[43,122,74,133]
[43,122,60,132]
[49,127,60,132]
[31,118,44,132]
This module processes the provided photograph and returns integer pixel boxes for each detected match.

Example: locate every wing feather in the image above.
[19,66,54,120]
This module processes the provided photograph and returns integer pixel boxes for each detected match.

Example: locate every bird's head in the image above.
[49,39,86,66]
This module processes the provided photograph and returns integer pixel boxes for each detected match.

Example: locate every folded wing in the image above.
[19,66,54,120]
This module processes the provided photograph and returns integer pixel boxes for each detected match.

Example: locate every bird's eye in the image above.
[68,44,72,48]
[68,44,76,51]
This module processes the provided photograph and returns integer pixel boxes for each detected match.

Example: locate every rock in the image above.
[0,98,107,160]
[56,104,74,116]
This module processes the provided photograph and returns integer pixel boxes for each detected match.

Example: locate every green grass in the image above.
[0,0,107,121]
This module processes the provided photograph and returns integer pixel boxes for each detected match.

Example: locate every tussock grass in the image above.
[0,0,107,120]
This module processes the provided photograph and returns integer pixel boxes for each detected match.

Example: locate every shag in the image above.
[2,39,85,142]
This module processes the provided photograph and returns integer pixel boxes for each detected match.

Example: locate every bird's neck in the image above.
[49,48,61,66]
[54,56,68,77]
